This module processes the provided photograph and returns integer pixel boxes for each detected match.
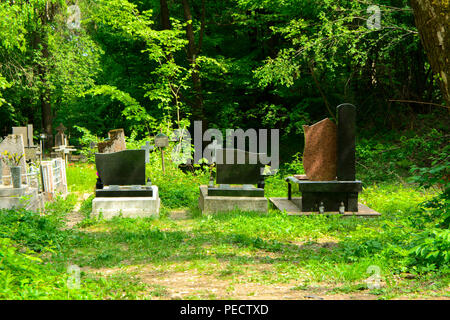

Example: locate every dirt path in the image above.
[67,202,449,300]
[64,193,90,229]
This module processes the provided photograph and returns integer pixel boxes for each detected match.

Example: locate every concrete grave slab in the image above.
[199,185,268,215]
[92,185,160,219]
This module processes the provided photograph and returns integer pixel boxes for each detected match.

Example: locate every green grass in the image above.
[1,159,448,300]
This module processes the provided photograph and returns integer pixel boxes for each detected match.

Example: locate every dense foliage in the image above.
[0,0,448,300]
[0,1,447,154]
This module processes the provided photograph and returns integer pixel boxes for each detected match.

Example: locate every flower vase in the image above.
[10,166,21,188]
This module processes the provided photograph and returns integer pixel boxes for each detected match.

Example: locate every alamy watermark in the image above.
[170,121,279,171]
[367,5,381,30]
[67,264,81,290]
[365,265,382,289]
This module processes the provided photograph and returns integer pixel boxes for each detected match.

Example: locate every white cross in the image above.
[140,141,154,163]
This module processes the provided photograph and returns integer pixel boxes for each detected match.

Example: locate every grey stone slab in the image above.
[199,185,268,214]
[269,197,381,217]
[95,150,146,186]
[215,149,265,185]
[0,187,42,212]
[0,186,28,197]
[12,127,29,147]
[92,186,160,219]
[337,103,356,181]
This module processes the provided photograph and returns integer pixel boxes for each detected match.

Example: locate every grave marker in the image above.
[0,134,27,185]
[92,149,160,218]
[199,148,269,214]
[97,129,126,153]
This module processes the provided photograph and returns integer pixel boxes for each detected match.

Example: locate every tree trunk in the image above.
[159,0,171,30]
[410,0,450,106]
[181,0,206,124]
[40,38,53,150]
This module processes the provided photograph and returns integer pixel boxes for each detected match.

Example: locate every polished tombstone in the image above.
[270,104,379,216]
[92,149,160,218]
[199,148,268,214]
[302,118,337,181]
[96,150,146,186]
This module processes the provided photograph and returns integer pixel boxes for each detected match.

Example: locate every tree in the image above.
[410,0,450,106]
[181,0,206,125]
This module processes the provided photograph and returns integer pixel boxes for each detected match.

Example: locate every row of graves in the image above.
[91,103,379,219]
[0,124,71,212]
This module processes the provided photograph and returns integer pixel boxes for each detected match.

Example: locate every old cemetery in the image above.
[1,0,449,302]
[0,109,447,300]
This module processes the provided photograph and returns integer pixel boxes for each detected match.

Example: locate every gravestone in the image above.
[270,104,379,216]
[302,118,337,181]
[199,148,268,214]
[92,149,160,218]
[55,123,67,147]
[97,129,126,153]
[0,134,27,185]
[96,150,146,187]
[13,125,38,161]
[40,158,68,200]
[337,104,356,181]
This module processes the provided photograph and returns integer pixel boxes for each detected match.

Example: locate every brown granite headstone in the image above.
[97,129,127,154]
[302,118,337,181]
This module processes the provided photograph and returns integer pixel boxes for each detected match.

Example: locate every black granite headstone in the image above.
[95,150,146,186]
[208,149,266,197]
[337,104,356,181]
[215,149,264,185]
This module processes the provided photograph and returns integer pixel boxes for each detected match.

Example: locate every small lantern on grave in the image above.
[154,133,169,173]
[155,133,169,148]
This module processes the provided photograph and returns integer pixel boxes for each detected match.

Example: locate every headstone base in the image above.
[199,185,267,215]
[207,185,264,197]
[269,197,380,217]
[0,186,43,212]
[92,186,160,219]
[286,176,362,212]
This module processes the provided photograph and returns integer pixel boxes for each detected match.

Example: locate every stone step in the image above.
[269,197,381,217]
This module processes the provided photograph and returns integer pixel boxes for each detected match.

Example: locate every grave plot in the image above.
[199,148,269,214]
[92,149,160,219]
[270,104,380,217]
[0,134,42,211]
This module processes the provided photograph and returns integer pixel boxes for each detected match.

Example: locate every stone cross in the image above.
[55,123,67,147]
[140,141,154,164]
[54,144,76,164]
